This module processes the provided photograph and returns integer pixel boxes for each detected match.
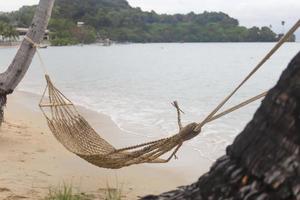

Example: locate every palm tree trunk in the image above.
[0,0,55,123]
[142,51,300,200]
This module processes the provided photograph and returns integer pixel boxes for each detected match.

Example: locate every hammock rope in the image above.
[194,19,300,131]
[23,19,300,169]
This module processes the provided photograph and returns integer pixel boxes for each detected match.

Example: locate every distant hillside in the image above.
[0,0,282,45]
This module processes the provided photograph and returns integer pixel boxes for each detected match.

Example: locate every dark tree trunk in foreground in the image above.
[0,0,55,123]
[142,51,300,200]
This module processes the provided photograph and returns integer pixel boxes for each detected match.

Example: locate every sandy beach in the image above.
[0,91,212,199]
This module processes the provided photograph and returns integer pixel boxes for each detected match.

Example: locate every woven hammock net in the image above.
[39,75,200,169]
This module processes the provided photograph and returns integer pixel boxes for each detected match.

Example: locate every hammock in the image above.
[26,20,299,169]
[39,75,200,169]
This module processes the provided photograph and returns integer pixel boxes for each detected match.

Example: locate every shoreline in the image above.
[0,41,299,49]
[0,90,212,199]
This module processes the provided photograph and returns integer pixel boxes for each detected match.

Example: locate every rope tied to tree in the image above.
[24,35,49,75]
[22,19,300,169]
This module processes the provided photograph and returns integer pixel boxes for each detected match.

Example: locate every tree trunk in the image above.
[142,51,300,200]
[0,0,55,123]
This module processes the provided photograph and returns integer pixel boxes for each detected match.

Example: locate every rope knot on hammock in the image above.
[178,122,201,142]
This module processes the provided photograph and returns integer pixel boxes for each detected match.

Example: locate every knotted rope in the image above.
[24,35,48,75]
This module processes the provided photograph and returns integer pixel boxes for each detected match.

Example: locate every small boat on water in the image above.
[39,45,48,49]
[102,38,112,46]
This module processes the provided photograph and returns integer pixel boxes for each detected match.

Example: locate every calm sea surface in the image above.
[0,43,299,160]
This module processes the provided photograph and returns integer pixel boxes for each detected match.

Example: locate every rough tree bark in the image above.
[0,0,55,123]
[142,51,300,200]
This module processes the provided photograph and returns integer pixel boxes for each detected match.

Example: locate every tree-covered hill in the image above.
[0,0,281,45]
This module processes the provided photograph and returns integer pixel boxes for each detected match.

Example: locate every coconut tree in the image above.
[0,23,18,42]
[0,22,4,41]
[281,20,286,34]
[0,0,55,122]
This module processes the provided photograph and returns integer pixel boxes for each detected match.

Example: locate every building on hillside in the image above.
[0,28,50,46]
[77,22,85,27]
[16,28,50,41]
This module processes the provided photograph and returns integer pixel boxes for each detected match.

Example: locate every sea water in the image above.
[0,43,299,160]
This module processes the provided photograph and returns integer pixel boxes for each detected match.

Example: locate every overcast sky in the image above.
[0,0,299,37]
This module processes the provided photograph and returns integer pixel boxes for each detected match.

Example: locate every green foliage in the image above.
[43,182,124,200]
[259,26,277,42]
[0,15,10,23]
[105,182,123,200]
[0,0,279,44]
[48,18,97,45]
[9,6,36,27]
[0,21,18,41]
[44,184,92,200]
[48,18,77,45]
[71,26,97,44]
[50,37,77,46]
